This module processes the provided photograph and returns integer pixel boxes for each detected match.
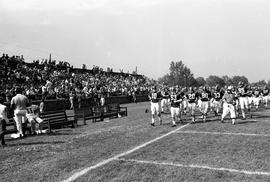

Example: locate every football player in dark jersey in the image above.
[238,82,251,119]
[232,86,240,117]
[148,86,162,126]
[186,87,198,123]
[211,85,224,117]
[247,85,254,109]
[198,86,211,122]
[160,87,170,113]
[262,85,269,108]
[252,87,261,110]
[169,87,184,127]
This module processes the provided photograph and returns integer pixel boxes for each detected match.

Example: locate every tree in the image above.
[231,76,249,86]
[206,75,225,87]
[222,75,233,86]
[158,74,173,86]
[195,77,206,87]
[159,60,194,86]
[251,80,266,87]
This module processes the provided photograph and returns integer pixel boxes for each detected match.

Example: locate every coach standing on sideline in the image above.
[0,96,8,146]
[11,87,29,138]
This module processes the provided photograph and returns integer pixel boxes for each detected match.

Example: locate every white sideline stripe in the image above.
[117,158,270,176]
[62,123,190,182]
[177,130,270,137]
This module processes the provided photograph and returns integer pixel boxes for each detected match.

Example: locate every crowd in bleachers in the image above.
[0,53,155,103]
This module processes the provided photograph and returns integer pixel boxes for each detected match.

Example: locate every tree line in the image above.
[158,61,270,87]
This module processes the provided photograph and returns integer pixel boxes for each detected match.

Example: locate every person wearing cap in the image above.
[0,96,8,146]
[221,86,236,124]
[11,87,29,138]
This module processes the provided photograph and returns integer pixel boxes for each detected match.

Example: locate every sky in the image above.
[1,0,270,82]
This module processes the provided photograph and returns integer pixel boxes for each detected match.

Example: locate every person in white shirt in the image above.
[0,97,8,146]
[11,87,29,138]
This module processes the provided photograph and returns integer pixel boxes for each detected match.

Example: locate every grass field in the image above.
[0,102,270,182]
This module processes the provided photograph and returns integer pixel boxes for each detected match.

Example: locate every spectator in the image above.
[0,96,8,146]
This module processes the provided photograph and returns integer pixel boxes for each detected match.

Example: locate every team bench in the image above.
[39,110,77,132]
[4,118,32,136]
[73,104,127,123]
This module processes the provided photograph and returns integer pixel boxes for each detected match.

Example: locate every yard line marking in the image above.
[117,158,270,176]
[177,130,270,137]
[62,123,190,182]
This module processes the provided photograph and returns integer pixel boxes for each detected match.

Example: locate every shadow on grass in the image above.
[48,132,80,136]
[250,114,270,119]
[235,120,257,125]
[6,141,65,147]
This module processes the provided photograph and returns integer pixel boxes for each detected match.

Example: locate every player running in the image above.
[198,86,211,122]
[169,87,184,127]
[186,87,198,124]
[148,86,162,126]
[160,87,170,113]
[211,85,224,117]
[253,87,261,111]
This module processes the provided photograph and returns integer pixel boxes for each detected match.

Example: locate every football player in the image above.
[198,86,211,122]
[221,86,237,125]
[160,87,170,113]
[247,85,254,109]
[232,86,240,117]
[169,87,184,127]
[211,85,224,117]
[148,86,162,126]
[238,82,251,119]
[253,87,261,110]
[262,85,269,108]
[186,87,198,123]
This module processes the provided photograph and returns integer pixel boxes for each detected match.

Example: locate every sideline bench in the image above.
[73,104,127,123]
[39,110,77,132]
[74,107,102,124]
[99,103,127,121]
[106,103,127,117]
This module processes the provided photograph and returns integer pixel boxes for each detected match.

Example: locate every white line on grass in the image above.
[62,123,190,182]
[177,130,270,137]
[117,158,270,176]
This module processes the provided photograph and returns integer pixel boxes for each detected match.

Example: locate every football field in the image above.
[66,103,270,182]
[1,102,270,182]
